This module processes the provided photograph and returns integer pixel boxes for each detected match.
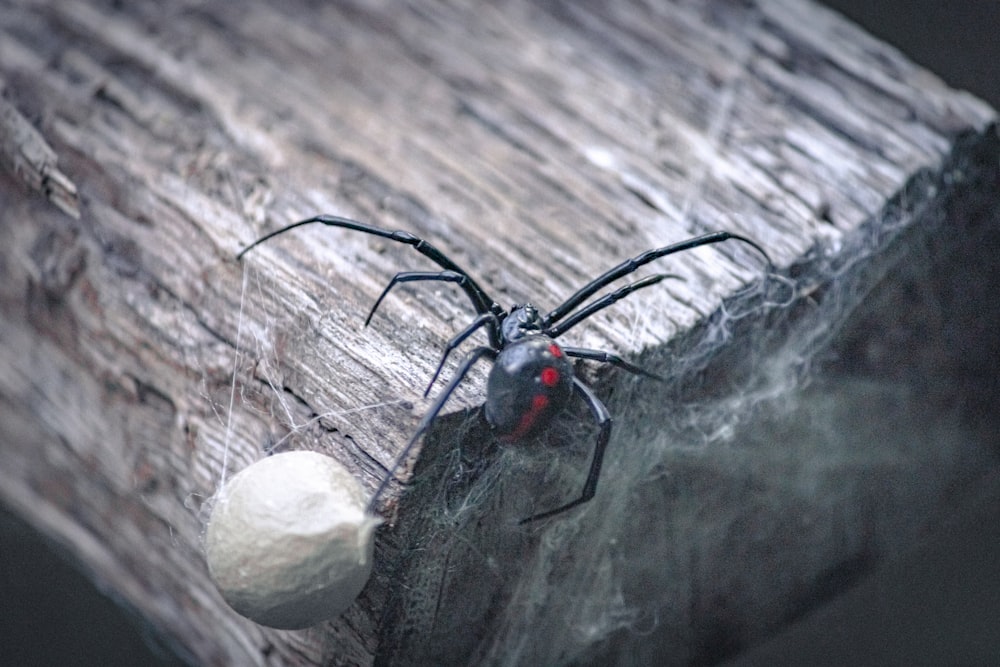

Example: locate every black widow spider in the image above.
[238,215,771,523]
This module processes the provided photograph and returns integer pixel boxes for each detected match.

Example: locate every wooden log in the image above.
[0,1,996,665]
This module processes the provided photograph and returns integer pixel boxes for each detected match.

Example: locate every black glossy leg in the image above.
[562,347,664,380]
[365,270,475,326]
[543,232,771,327]
[424,312,502,396]
[544,273,682,338]
[520,378,612,524]
[237,214,500,322]
[366,345,498,515]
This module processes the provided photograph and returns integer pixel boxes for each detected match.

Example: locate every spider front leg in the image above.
[543,273,682,339]
[520,377,612,524]
[363,271,503,394]
[365,270,486,328]
[543,231,771,328]
[236,214,503,333]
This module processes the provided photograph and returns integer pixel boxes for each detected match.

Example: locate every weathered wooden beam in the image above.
[0,1,996,665]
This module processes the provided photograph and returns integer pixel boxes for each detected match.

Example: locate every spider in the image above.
[237,215,771,523]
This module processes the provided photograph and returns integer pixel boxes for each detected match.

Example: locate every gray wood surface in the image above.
[0,1,995,664]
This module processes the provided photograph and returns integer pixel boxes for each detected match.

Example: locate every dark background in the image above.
[829,1,999,110]
[2,2,997,665]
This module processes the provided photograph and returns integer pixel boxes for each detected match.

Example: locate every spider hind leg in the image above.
[519,377,611,524]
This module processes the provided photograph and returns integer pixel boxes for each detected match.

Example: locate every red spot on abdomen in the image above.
[504,393,550,441]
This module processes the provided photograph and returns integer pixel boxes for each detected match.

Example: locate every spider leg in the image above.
[542,232,771,327]
[238,214,503,345]
[366,345,498,516]
[543,273,683,338]
[561,346,664,381]
[520,377,611,524]
[424,312,502,397]
[363,271,501,395]
[365,270,472,326]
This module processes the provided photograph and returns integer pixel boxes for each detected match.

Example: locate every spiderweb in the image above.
[370,139,1000,667]
[205,16,1000,667]
[213,157,1000,667]
[346,19,999,664]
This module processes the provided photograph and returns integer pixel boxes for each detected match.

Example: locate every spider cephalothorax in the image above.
[238,215,770,523]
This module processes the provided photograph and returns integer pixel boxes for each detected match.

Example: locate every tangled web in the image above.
[209,46,1000,667]
[375,164,1000,665]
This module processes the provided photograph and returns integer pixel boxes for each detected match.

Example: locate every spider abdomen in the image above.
[485,336,574,441]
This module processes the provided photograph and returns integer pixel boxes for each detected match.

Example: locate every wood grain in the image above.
[0,0,995,664]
